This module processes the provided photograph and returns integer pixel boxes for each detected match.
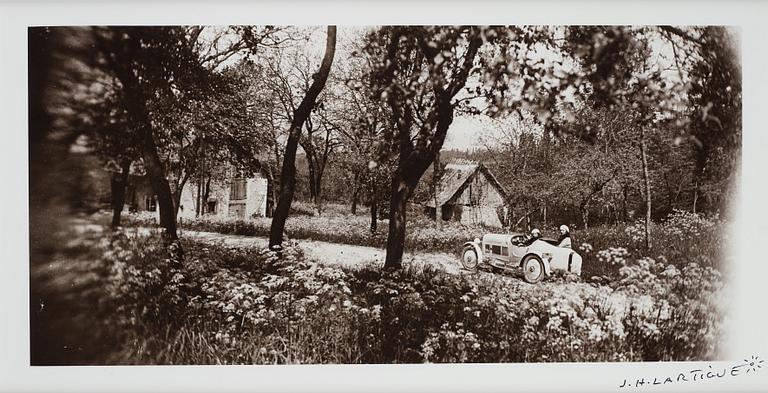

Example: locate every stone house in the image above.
[176,172,270,220]
[129,169,271,220]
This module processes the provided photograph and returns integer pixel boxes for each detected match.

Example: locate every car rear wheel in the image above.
[522,255,545,283]
[461,246,479,271]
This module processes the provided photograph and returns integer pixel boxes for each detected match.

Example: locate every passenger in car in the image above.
[558,225,572,248]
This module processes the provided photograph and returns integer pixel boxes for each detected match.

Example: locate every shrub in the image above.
[289,201,317,216]
[575,210,722,278]
[102,230,199,332]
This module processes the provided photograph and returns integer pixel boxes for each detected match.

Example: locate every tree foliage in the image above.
[48,25,739,269]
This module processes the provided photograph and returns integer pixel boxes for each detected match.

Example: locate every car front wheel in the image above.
[522,255,545,283]
[461,246,479,271]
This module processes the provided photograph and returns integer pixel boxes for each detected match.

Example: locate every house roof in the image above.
[425,162,510,208]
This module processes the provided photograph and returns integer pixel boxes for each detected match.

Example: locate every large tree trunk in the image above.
[270,132,301,246]
[383,151,436,269]
[110,159,131,228]
[380,27,482,269]
[383,147,451,269]
[640,127,652,251]
[123,91,178,239]
[384,172,417,269]
[269,26,336,248]
[141,127,178,240]
[102,32,179,241]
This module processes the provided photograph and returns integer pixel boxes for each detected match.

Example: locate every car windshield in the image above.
[511,235,526,245]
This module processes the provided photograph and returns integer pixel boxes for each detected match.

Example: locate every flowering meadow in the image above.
[32,208,727,364]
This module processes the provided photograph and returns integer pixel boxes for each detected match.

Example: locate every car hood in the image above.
[482,233,516,244]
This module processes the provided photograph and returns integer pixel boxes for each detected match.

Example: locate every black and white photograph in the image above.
[28,22,740,362]
[4,1,768,392]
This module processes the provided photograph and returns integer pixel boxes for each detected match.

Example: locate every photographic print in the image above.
[27,24,742,368]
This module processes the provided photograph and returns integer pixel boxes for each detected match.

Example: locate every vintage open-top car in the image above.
[461,233,583,283]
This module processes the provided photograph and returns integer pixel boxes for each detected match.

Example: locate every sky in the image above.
[443,116,499,151]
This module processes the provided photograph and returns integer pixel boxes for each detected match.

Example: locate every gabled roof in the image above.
[426,163,477,207]
[425,162,510,207]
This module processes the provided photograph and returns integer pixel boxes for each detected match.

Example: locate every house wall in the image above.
[175,174,268,220]
[460,205,505,227]
[452,172,506,227]
[128,177,156,212]
[245,177,268,218]
[175,179,229,220]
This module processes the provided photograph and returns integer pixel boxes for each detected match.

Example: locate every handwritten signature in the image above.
[619,355,764,388]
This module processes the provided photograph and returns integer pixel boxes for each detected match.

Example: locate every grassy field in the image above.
[32,207,727,364]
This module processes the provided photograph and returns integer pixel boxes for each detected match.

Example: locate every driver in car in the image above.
[523,228,542,246]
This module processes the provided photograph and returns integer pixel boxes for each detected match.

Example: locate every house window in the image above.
[207,200,217,214]
[146,195,157,211]
[230,178,247,200]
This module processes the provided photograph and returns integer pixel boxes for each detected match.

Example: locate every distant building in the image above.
[425,162,510,228]
[130,168,272,220]
[126,175,156,212]
[176,173,270,220]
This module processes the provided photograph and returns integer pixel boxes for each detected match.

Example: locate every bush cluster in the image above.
[574,210,724,278]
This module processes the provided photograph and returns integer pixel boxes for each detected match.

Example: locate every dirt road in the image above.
[184,228,466,274]
[73,222,466,275]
